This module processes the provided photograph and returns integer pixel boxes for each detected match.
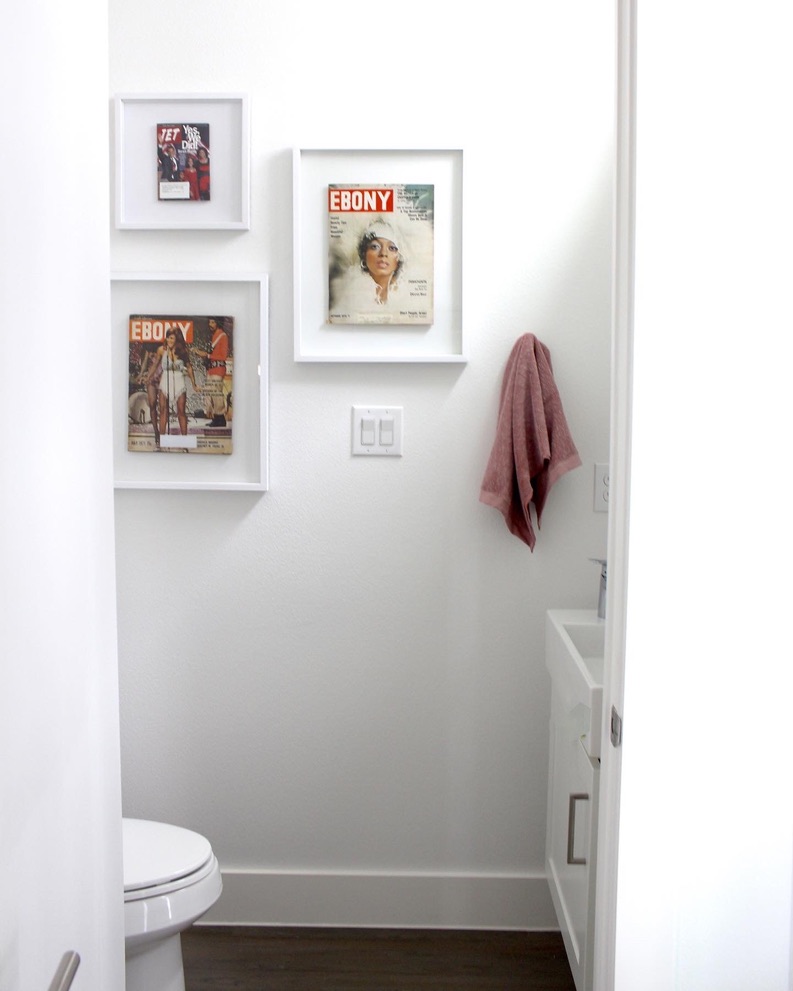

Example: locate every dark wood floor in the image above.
[182,925,576,990]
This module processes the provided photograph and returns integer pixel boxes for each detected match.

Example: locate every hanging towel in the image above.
[479,334,581,551]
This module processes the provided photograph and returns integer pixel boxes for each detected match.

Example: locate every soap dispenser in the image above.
[590,558,607,619]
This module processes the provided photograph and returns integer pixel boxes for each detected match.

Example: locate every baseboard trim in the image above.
[201,870,556,930]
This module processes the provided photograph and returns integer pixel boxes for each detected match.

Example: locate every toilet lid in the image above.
[123,818,213,893]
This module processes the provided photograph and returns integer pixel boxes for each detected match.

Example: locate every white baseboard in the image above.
[201,870,557,930]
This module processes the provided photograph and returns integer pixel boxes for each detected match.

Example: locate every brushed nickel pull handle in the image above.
[48,951,80,991]
[567,792,590,865]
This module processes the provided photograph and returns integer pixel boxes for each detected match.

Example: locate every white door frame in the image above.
[592,1,635,988]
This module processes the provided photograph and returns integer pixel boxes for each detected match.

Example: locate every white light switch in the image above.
[379,417,394,447]
[352,406,403,456]
[361,418,376,446]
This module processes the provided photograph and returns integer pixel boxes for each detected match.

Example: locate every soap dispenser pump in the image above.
[590,558,607,619]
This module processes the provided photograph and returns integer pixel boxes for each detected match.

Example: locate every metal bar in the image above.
[567,792,590,865]
[47,951,80,991]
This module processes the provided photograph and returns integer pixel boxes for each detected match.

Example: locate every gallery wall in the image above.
[110,0,614,927]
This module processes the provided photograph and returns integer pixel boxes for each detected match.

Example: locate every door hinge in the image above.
[610,706,623,748]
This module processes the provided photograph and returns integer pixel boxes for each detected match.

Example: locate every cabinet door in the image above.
[546,691,600,991]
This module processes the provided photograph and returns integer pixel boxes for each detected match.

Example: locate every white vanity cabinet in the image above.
[545,610,604,991]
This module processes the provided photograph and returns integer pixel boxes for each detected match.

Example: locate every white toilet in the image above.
[123,818,223,991]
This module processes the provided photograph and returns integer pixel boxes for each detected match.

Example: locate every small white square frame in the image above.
[114,93,250,230]
[111,273,268,491]
[293,147,465,363]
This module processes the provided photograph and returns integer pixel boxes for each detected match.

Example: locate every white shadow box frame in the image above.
[293,147,465,363]
[111,273,268,491]
[114,94,250,229]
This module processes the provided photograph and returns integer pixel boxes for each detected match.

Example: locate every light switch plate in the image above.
[352,406,403,456]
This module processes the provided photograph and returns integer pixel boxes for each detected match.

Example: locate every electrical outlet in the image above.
[594,463,610,512]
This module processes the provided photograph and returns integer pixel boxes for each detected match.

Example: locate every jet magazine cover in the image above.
[156,122,210,201]
[327,183,434,326]
[127,315,233,455]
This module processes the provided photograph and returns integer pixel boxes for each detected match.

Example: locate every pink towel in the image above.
[479,334,581,550]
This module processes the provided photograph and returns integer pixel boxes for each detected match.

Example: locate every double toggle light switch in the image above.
[352,406,403,456]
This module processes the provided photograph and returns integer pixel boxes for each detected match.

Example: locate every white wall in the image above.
[110,0,614,927]
[612,2,793,988]
[0,1,125,988]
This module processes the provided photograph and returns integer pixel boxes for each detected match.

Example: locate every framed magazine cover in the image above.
[293,148,465,362]
[111,273,268,490]
[114,94,250,230]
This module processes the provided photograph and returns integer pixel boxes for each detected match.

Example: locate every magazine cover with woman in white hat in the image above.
[327,183,434,326]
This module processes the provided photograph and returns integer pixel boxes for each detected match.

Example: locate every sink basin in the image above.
[546,610,606,758]
[563,623,605,684]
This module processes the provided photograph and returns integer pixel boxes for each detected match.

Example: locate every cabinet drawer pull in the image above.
[567,792,589,865]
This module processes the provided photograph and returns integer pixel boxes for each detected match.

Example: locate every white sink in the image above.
[546,610,606,758]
